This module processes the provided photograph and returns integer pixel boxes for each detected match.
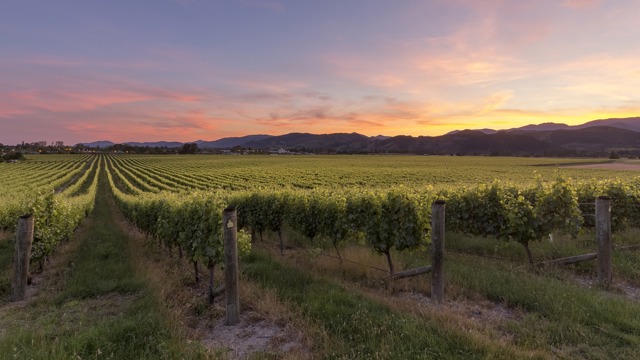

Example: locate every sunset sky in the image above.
[1,0,639,145]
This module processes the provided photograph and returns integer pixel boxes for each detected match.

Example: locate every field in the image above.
[1,154,640,359]
[104,154,626,190]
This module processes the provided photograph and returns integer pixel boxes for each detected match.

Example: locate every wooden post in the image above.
[596,196,612,287]
[208,265,215,304]
[11,215,34,302]
[224,206,240,325]
[431,200,445,304]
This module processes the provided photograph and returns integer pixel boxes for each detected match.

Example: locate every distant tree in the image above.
[179,143,199,154]
[609,151,620,159]
[3,151,25,161]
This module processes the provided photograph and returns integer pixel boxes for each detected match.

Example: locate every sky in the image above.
[1,0,639,145]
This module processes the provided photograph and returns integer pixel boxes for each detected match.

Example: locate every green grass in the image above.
[399,232,640,358]
[243,250,524,359]
[0,172,210,359]
[444,253,640,358]
[445,230,640,285]
[254,224,640,359]
[3,295,197,360]
[0,236,13,300]
[55,209,143,302]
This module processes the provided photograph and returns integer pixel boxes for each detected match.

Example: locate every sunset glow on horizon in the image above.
[1,0,639,145]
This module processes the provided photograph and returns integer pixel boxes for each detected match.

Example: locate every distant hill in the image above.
[81,141,115,148]
[529,126,640,151]
[81,140,183,148]
[445,128,498,135]
[375,130,555,156]
[510,122,571,132]
[245,132,372,152]
[575,117,640,132]
[79,116,640,156]
[509,117,640,133]
[248,126,640,156]
[123,141,184,148]
[196,135,272,148]
[370,135,391,140]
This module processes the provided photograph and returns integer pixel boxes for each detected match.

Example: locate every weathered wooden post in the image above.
[431,200,445,304]
[279,229,284,255]
[11,215,34,302]
[194,261,200,284]
[208,263,216,304]
[596,196,612,287]
[223,206,240,325]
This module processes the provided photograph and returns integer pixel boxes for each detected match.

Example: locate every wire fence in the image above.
[261,239,391,273]
[444,248,529,264]
[156,232,640,282]
[140,214,640,283]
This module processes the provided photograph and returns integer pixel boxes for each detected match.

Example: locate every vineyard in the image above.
[0,154,99,268]
[2,154,640,358]
[103,154,640,272]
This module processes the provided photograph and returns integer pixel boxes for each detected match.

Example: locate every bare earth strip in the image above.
[566,162,640,171]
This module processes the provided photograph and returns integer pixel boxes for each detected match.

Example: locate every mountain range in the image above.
[82,116,640,157]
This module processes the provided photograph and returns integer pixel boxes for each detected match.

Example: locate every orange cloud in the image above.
[57,108,234,143]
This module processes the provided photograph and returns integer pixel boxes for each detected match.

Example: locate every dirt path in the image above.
[565,161,640,171]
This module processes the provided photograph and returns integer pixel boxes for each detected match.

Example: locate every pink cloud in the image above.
[563,0,600,9]
[53,108,229,143]
[0,89,147,115]
[0,74,203,119]
[3,53,164,72]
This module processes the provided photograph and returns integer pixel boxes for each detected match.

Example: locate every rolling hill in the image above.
[80,116,640,156]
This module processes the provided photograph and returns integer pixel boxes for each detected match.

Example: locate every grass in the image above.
[0,172,211,359]
[444,229,640,287]
[253,224,640,359]
[0,233,13,301]
[445,253,640,358]
[243,250,530,359]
